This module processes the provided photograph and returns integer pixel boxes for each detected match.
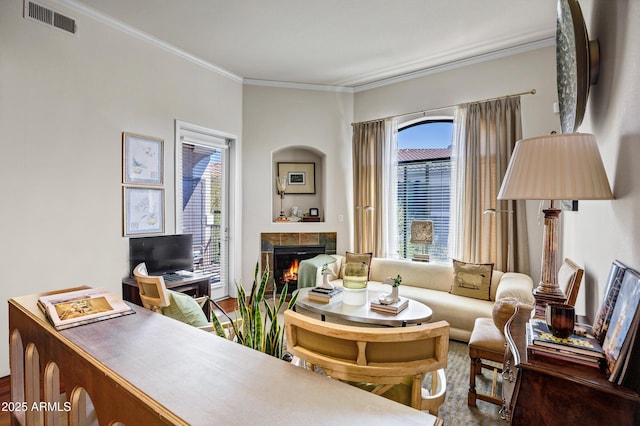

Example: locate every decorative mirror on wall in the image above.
[556,0,600,133]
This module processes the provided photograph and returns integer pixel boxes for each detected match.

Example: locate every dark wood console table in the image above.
[122,274,212,318]
[503,307,640,425]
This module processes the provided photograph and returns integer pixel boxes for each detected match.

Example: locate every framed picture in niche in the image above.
[288,171,306,185]
[277,162,315,194]
[309,208,319,217]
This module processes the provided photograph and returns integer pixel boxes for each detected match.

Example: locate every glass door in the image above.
[176,123,230,300]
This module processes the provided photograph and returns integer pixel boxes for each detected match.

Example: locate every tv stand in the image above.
[122,274,213,319]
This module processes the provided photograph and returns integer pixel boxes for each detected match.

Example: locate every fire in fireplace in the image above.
[282,259,300,284]
[273,245,325,293]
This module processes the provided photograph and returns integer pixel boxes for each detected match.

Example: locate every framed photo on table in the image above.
[592,260,628,343]
[123,187,164,236]
[122,132,163,185]
[277,162,315,194]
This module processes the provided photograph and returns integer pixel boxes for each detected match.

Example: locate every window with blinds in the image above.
[396,120,452,262]
[397,158,451,261]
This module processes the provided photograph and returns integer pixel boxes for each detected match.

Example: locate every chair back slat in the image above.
[133,262,170,311]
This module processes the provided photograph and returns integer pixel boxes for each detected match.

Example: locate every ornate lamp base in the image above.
[533,205,568,317]
[533,291,567,318]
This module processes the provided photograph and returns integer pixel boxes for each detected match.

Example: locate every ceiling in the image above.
[65,0,557,89]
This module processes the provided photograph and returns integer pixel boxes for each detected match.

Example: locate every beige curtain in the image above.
[352,120,385,257]
[451,97,529,273]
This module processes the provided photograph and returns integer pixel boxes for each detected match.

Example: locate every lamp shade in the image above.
[497,133,613,200]
[410,220,434,244]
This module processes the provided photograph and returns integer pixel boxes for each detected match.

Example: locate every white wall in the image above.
[242,85,353,285]
[562,0,640,319]
[354,46,561,287]
[0,0,242,376]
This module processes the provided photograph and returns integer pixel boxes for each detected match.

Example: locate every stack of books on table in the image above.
[307,287,343,303]
[370,296,409,315]
[38,287,135,331]
[526,318,604,368]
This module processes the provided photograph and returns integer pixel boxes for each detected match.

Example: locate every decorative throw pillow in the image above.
[162,290,209,327]
[492,297,533,334]
[345,252,373,279]
[450,259,493,301]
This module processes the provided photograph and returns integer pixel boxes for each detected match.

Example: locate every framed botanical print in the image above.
[123,187,164,236]
[277,162,315,194]
[122,132,163,185]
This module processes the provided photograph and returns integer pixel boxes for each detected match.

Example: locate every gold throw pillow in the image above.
[450,259,493,301]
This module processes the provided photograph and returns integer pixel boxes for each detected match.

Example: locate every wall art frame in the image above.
[123,187,165,236]
[277,162,315,194]
[122,132,164,185]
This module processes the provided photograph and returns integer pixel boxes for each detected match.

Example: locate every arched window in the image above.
[396,119,453,261]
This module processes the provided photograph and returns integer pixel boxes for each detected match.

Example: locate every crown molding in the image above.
[50,0,243,83]
[352,37,555,93]
[242,79,354,93]
[245,37,554,93]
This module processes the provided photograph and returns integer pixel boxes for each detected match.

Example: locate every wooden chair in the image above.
[132,262,171,313]
[132,262,213,332]
[558,258,584,306]
[467,260,583,409]
[284,309,449,416]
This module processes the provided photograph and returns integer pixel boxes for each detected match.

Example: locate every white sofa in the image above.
[319,255,535,342]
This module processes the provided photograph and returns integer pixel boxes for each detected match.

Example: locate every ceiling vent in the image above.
[24,1,78,36]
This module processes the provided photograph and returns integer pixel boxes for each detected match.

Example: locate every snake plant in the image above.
[210,259,298,359]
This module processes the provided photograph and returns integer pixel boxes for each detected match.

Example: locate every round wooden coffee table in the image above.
[294,287,432,327]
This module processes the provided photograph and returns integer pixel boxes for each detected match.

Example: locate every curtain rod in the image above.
[351,88,536,126]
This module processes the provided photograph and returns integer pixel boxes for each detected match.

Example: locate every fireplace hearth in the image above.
[273,245,326,293]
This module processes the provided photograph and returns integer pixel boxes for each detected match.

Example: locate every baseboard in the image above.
[0,375,9,403]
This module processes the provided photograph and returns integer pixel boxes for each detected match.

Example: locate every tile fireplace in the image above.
[261,232,337,294]
[273,245,326,293]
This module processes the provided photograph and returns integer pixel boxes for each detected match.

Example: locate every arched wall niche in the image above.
[272,145,325,222]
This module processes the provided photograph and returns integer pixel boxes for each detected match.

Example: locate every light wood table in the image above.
[9,289,439,425]
[295,287,433,327]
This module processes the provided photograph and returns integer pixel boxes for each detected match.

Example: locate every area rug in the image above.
[438,339,504,425]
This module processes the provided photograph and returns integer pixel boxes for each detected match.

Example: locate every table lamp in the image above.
[410,220,434,262]
[497,133,613,307]
[275,177,288,222]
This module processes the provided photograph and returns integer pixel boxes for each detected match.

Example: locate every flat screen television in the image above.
[129,234,193,276]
